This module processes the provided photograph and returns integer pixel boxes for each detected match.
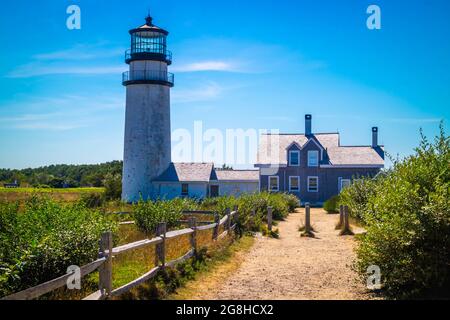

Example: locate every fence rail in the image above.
[2,208,241,301]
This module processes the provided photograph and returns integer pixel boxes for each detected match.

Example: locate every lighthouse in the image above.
[122,15,174,202]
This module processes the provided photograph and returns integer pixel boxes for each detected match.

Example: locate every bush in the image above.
[200,196,237,215]
[341,123,450,298]
[0,196,117,297]
[103,174,122,201]
[134,198,198,234]
[280,193,300,212]
[134,192,298,235]
[323,195,340,213]
[339,177,379,221]
[79,192,105,208]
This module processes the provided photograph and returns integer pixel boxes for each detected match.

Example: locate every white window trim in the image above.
[268,176,279,192]
[339,178,351,193]
[289,176,300,192]
[288,150,300,166]
[307,176,319,193]
[307,150,319,167]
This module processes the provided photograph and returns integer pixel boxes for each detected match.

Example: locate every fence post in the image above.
[267,206,273,231]
[305,203,311,233]
[301,203,315,237]
[336,205,344,230]
[98,231,113,297]
[213,212,220,240]
[250,209,256,231]
[234,208,240,237]
[340,205,354,236]
[189,217,197,254]
[155,222,167,267]
[225,208,231,234]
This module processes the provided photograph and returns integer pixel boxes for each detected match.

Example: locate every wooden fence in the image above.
[2,208,241,301]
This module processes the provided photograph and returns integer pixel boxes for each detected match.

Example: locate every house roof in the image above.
[154,163,215,182]
[327,146,384,166]
[154,163,260,183]
[256,133,384,166]
[215,170,260,182]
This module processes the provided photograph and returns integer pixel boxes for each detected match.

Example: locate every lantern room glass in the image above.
[131,32,167,55]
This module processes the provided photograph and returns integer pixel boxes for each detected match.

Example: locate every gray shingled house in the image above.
[255,115,385,204]
[152,163,259,199]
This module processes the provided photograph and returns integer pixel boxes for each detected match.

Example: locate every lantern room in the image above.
[125,15,172,65]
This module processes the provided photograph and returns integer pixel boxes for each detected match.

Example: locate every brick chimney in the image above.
[305,114,312,136]
[372,127,378,148]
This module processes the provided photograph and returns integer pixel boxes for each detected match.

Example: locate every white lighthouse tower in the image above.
[122,15,174,202]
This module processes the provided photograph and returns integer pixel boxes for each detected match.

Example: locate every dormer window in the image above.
[308,150,319,167]
[289,150,300,166]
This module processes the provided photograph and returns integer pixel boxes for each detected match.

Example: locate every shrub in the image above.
[323,195,340,213]
[79,192,105,208]
[280,193,300,212]
[265,193,290,220]
[134,192,297,235]
[0,196,117,297]
[103,173,122,201]
[341,123,450,298]
[134,198,198,234]
[201,196,237,215]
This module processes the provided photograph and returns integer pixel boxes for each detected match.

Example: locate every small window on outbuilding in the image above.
[181,183,189,196]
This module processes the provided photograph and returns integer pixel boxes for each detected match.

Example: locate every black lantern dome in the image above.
[125,15,172,65]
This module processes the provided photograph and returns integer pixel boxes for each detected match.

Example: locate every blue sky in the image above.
[0,0,449,169]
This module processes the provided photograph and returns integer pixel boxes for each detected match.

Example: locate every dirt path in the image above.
[198,208,373,300]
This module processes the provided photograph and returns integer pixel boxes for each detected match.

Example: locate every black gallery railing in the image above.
[122,70,174,86]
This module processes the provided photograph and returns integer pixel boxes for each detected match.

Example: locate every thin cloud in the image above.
[257,116,297,123]
[34,44,124,61]
[0,113,61,122]
[172,82,224,103]
[172,38,327,74]
[8,43,125,78]
[384,118,442,124]
[14,123,87,131]
[0,93,124,131]
[8,64,125,78]
[172,61,240,73]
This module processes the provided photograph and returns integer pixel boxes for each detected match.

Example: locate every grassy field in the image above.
[0,187,104,203]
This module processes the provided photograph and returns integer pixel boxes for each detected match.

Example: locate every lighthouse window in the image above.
[132,33,166,54]
[181,184,189,196]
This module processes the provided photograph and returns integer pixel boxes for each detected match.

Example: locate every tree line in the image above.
[0,161,123,188]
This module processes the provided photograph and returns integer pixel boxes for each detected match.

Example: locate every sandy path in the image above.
[203,208,373,300]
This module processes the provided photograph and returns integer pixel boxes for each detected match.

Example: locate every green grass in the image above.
[0,187,104,193]
[0,187,105,204]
